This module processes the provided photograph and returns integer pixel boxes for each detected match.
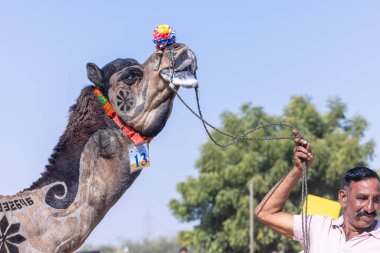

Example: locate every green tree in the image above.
[79,237,183,253]
[78,244,116,253]
[121,237,181,253]
[169,96,376,253]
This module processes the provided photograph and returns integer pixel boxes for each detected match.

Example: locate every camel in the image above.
[0,43,197,253]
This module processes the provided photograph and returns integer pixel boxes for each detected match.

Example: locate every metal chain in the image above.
[301,162,310,253]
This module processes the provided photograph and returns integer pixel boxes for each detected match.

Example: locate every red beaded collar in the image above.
[93,88,152,145]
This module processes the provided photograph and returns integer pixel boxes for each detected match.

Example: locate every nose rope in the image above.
[154,53,162,71]
[154,47,175,71]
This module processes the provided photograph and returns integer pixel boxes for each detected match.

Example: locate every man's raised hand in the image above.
[293,129,314,170]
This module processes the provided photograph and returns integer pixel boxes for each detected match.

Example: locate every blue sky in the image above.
[0,0,379,247]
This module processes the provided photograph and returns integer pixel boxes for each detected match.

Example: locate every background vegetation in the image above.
[169,96,376,253]
[79,237,185,253]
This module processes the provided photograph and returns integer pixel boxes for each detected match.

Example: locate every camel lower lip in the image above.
[160,69,198,88]
[171,70,198,87]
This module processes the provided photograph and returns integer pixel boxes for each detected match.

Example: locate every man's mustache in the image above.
[357,211,377,218]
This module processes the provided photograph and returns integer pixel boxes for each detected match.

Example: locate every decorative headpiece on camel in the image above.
[0,25,197,253]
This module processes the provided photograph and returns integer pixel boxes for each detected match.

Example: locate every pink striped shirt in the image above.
[293,215,380,253]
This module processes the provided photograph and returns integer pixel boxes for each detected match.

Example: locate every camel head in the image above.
[86,43,197,137]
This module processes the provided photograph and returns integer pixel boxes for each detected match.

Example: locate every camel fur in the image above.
[0,43,197,253]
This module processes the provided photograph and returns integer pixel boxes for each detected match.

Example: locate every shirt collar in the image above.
[332,216,380,239]
[369,220,380,239]
[332,215,344,228]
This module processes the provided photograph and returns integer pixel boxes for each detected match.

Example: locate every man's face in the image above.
[339,178,380,230]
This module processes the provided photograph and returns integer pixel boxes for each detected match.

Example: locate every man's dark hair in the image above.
[179,246,189,253]
[342,166,380,189]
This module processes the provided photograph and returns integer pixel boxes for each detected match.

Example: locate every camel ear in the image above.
[86,63,104,88]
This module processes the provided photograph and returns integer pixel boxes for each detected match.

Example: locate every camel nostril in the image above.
[173,50,197,73]
[174,51,188,69]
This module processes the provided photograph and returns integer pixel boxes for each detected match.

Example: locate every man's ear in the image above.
[338,189,348,208]
[86,63,104,88]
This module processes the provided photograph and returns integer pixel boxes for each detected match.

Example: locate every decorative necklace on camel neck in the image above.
[94,88,151,172]
[93,88,152,145]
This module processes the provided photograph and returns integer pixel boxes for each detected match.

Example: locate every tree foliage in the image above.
[169,96,376,253]
[79,237,182,253]
[121,237,181,253]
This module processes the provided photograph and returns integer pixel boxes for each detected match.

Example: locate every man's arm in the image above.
[254,129,313,239]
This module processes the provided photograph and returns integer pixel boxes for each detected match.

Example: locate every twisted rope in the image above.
[176,87,296,147]
[301,162,310,253]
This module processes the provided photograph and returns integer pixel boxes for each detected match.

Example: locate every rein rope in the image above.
[157,45,310,252]
[176,88,296,147]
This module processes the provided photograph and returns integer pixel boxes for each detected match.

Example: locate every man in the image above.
[179,246,189,253]
[255,129,380,252]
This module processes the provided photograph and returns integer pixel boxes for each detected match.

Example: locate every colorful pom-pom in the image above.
[153,24,176,50]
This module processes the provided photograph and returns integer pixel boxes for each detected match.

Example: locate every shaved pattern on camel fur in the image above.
[1,88,141,252]
[27,86,117,209]
[0,43,197,252]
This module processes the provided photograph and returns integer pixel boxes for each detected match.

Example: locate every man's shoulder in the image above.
[294,215,337,232]
[294,214,335,225]
[293,215,338,243]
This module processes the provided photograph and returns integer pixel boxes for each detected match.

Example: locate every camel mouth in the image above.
[160,48,198,89]
[138,98,173,137]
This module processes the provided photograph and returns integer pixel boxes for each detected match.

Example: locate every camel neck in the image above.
[25,86,112,208]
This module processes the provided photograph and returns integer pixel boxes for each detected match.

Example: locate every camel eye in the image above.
[118,67,143,85]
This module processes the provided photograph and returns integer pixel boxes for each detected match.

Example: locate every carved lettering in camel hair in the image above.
[0,43,197,253]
